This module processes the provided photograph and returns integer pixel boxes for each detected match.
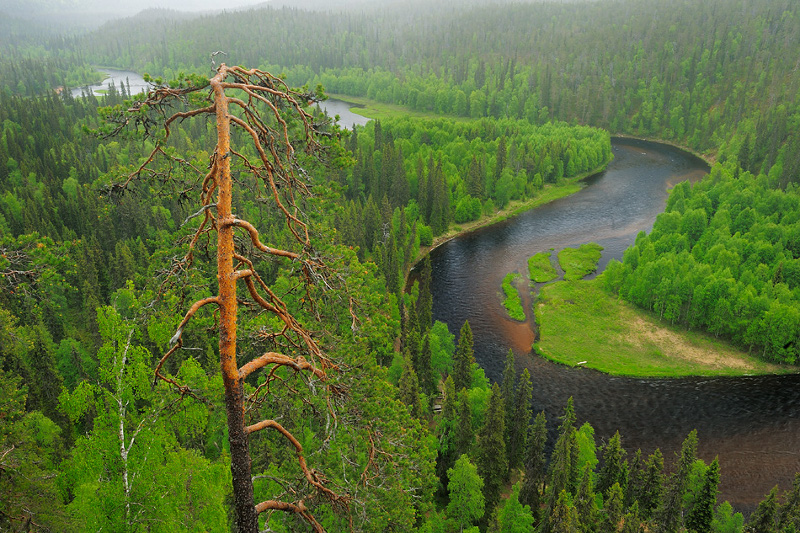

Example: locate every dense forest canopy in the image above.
[1,0,799,531]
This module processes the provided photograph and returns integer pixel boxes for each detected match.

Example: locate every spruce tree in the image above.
[544,399,579,533]
[779,473,800,531]
[622,501,642,533]
[685,457,719,533]
[509,368,533,470]
[418,332,435,396]
[477,383,508,515]
[442,375,457,422]
[549,490,581,533]
[417,256,433,333]
[602,482,624,532]
[455,389,474,458]
[398,352,424,418]
[500,349,517,452]
[453,320,475,392]
[549,398,579,498]
[575,464,598,533]
[596,431,627,499]
[746,486,779,533]
[520,411,548,516]
[437,376,459,484]
[656,430,698,533]
[637,448,665,520]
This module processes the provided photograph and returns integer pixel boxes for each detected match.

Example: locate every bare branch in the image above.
[239,351,326,381]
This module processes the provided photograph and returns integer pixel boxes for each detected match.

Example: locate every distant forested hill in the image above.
[57,0,799,185]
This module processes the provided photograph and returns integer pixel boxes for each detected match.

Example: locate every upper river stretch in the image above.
[420,138,800,513]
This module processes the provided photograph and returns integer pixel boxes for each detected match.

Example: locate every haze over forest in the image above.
[1,0,799,531]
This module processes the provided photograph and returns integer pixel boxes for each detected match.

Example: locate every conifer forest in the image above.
[1,0,799,531]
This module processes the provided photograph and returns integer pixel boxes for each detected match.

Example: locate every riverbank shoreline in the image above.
[534,276,799,378]
[407,158,613,277]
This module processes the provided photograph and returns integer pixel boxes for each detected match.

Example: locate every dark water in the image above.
[423,138,800,512]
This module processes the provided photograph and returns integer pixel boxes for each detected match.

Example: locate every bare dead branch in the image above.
[239,352,326,381]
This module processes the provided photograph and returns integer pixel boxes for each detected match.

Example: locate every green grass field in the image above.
[528,251,559,283]
[558,243,604,281]
[501,273,526,321]
[534,276,792,377]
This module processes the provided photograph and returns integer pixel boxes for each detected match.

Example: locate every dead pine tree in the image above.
[99,63,347,532]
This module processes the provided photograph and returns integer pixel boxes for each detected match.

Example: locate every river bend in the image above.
[424,138,800,512]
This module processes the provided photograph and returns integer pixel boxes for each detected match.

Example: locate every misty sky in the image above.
[0,0,271,17]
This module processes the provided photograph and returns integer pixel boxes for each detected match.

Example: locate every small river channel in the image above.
[422,138,800,512]
[70,69,372,131]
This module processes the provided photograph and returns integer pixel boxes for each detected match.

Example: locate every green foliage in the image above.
[746,486,779,533]
[529,251,559,283]
[558,243,604,281]
[497,482,535,533]
[508,368,532,471]
[58,303,229,532]
[477,383,508,514]
[399,352,426,418]
[614,165,800,364]
[686,457,720,533]
[430,320,456,378]
[575,423,599,479]
[501,272,526,320]
[596,431,628,499]
[447,454,485,532]
[0,369,67,531]
[453,320,475,392]
[711,501,744,533]
[656,430,698,533]
[520,411,548,516]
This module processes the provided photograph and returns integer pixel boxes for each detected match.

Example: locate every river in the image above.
[70,69,372,130]
[71,68,150,98]
[423,138,800,512]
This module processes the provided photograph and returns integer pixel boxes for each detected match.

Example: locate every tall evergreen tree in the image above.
[477,383,508,515]
[452,320,475,392]
[398,352,425,419]
[575,463,598,533]
[602,482,624,532]
[779,473,800,531]
[500,348,517,452]
[455,389,474,458]
[508,368,533,470]
[596,431,628,499]
[746,486,779,533]
[437,376,459,484]
[685,457,720,533]
[622,501,642,533]
[418,333,435,396]
[656,430,698,533]
[520,411,548,521]
[417,256,433,334]
[544,398,579,533]
[636,448,665,520]
[549,490,581,533]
